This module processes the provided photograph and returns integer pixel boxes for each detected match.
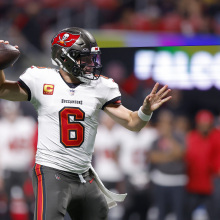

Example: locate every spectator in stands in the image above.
[164,90,189,117]
[94,113,124,220]
[173,114,191,140]
[184,109,220,220]
[118,121,158,220]
[2,0,220,46]
[212,111,220,220]
[11,2,44,50]
[149,109,187,220]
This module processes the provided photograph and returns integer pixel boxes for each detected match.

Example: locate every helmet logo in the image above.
[59,34,70,44]
[52,32,80,47]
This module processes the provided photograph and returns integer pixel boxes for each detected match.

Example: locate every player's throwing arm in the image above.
[0,40,28,101]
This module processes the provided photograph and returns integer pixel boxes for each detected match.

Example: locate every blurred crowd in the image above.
[93,106,220,220]
[0,1,220,220]
[1,0,220,52]
[1,96,220,220]
[0,100,37,220]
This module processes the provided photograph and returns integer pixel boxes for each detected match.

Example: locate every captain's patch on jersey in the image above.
[43,84,54,95]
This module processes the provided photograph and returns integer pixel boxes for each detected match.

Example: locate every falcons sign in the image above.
[51,32,80,47]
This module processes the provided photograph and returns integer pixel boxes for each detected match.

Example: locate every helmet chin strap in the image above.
[76,75,91,84]
[76,68,95,84]
[51,59,58,66]
[52,48,100,84]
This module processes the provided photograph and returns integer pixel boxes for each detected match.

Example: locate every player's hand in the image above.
[141,82,172,115]
[0,40,19,49]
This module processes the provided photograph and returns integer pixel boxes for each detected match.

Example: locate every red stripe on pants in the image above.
[35,164,44,220]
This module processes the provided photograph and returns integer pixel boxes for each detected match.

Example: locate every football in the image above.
[0,43,20,70]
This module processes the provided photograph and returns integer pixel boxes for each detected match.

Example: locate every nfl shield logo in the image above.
[70,89,75,96]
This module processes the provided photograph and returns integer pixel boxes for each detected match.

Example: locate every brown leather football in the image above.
[0,43,20,70]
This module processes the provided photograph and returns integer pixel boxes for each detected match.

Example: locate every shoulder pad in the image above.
[30,66,52,69]
[24,66,56,75]
[99,75,119,89]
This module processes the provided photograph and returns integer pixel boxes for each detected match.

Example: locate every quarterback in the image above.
[0,27,171,220]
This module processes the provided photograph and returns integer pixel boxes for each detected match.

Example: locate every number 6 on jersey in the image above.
[59,107,85,148]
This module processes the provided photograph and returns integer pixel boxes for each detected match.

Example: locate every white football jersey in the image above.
[18,66,121,173]
[117,126,158,187]
[0,116,36,172]
[94,124,124,182]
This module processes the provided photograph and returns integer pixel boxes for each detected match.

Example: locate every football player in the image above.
[0,27,171,220]
[0,100,36,219]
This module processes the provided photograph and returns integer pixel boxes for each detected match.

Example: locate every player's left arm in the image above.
[104,83,172,131]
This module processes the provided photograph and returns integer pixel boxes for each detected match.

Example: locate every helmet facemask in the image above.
[62,48,102,83]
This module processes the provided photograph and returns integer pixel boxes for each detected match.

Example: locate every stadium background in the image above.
[0,0,220,220]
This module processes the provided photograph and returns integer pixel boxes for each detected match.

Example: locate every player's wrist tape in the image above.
[138,107,153,121]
